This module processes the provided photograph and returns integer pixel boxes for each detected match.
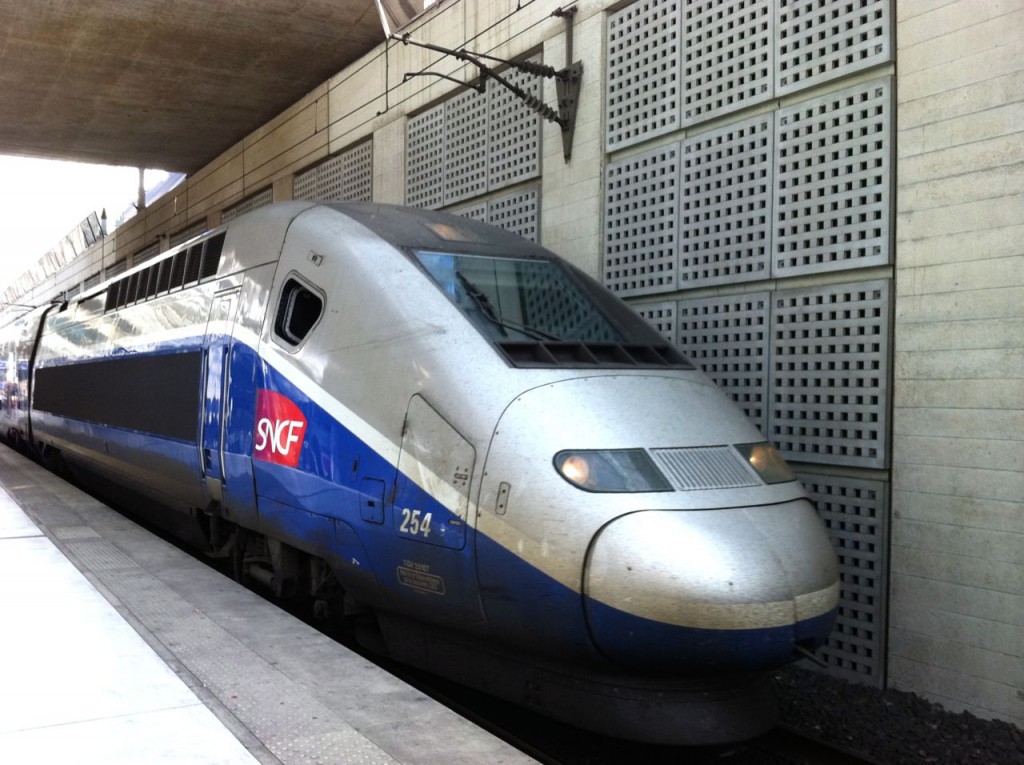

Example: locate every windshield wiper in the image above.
[455,273,562,342]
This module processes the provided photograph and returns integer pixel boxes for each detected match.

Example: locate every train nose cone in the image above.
[582,500,839,673]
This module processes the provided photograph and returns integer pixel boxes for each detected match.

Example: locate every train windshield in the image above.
[414,251,691,369]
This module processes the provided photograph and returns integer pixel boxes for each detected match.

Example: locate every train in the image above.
[0,202,839,744]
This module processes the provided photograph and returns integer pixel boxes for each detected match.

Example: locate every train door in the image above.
[201,289,239,503]
[387,395,484,624]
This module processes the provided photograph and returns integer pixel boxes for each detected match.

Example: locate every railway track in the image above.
[753,727,883,765]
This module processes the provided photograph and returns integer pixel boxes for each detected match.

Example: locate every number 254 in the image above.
[400,508,432,538]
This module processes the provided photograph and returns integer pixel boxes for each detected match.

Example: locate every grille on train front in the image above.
[648,447,761,491]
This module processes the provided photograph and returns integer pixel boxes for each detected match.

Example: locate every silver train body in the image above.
[0,202,839,744]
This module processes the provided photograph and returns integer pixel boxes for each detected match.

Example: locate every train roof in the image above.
[325,203,552,259]
[0,202,550,330]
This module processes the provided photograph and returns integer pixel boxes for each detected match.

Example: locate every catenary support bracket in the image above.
[394,6,583,161]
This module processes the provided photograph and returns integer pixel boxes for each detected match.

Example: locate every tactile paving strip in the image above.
[51,526,101,540]
[76,535,399,764]
[20,500,84,528]
[2,449,534,764]
[65,538,139,571]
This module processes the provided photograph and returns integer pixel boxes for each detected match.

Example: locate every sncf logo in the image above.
[254,389,308,468]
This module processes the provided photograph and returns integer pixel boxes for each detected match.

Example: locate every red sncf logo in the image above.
[254,389,308,468]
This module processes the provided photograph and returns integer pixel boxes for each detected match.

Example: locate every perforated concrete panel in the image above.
[770,280,890,468]
[170,220,209,248]
[798,471,888,687]
[681,115,772,287]
[488,60,542,191]
[292,164,315,200]
[678,292,770,434]
[487,186,540,243]
[222,188,273,223]
[634,300,676,343]
[406,104,445,209]
[444,87,488,206]
[606,0,681,151]
[775,77,892,276]
[604,143,680,297]
[682,0,772,124]
[338,141,374,201]
[132,241,161,265]
[449,186,540,243]
[293,164,317,202]
[776,0,892,95]
[449,201,488,223]
[322,150,361,201]
[294,141,373,202]
[406,64,540,210]
[105,259,128,278]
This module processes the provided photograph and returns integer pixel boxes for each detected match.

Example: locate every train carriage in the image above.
[0,202,839,744]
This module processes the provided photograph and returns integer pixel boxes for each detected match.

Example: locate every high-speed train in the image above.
[0,202,839,744]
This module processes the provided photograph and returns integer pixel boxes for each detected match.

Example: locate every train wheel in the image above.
[39,444,67,477]
[231,528,253,585]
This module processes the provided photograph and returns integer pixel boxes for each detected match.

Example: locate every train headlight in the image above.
[554,450,672,493]
[735,443,795,484]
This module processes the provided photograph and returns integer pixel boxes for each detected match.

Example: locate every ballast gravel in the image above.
[774,666,1024,764]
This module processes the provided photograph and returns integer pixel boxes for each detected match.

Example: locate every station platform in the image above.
[0,445,535,764]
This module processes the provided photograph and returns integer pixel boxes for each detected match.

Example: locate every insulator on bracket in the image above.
[508,59,559,79]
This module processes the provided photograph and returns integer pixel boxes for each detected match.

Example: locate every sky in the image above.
[0,155,170,292]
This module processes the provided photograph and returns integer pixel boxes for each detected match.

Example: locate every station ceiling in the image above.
[0,0,386,172]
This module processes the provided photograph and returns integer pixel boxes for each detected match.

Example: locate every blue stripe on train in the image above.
[585,598,838,673]
[475,527,836,671]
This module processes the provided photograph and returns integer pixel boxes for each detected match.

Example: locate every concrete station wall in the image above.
[7,0,1022,728]
[890,0,1024,725]
[16,0,604,296]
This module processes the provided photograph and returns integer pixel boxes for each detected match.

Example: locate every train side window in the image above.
[275,278,323,347]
